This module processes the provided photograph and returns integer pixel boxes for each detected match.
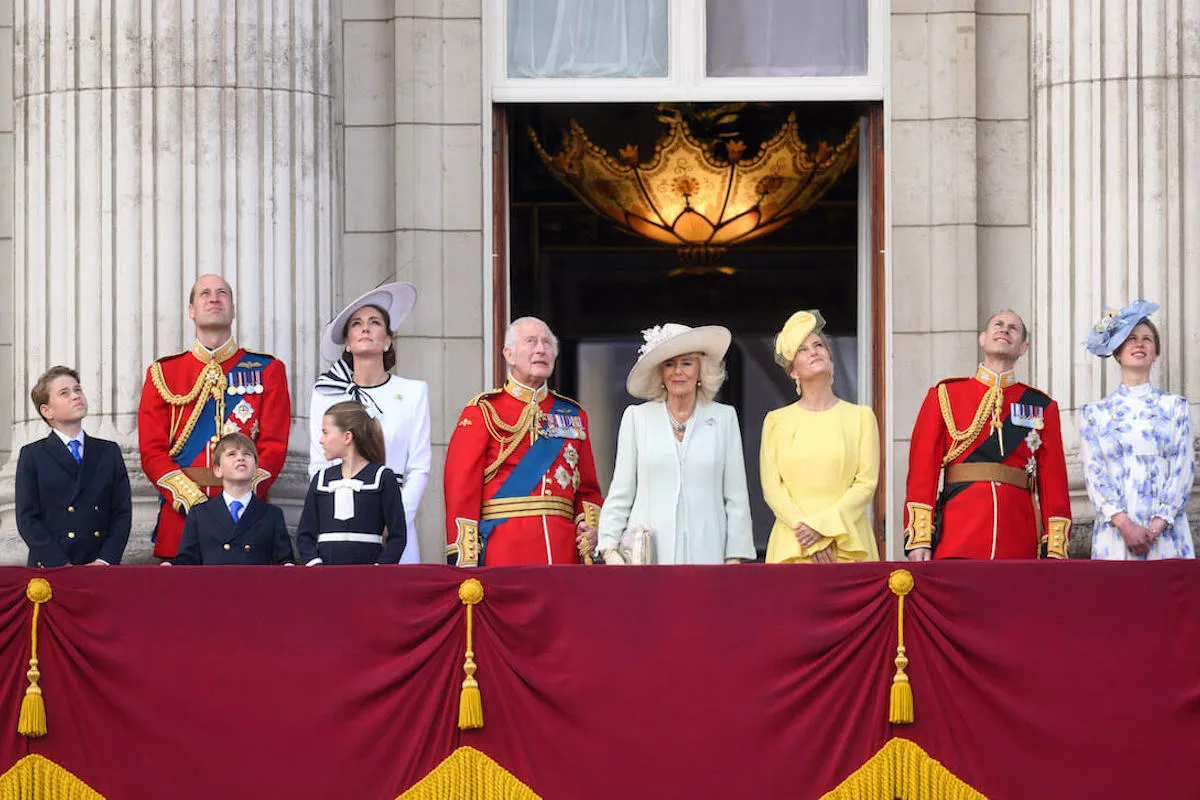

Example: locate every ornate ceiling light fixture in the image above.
[529,106,859,273]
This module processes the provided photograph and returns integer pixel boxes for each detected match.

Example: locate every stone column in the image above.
[0,0,339,563]
[1033,0,1200,546]
[890,4,983,557]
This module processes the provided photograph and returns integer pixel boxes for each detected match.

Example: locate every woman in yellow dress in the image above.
[761,310,880,563]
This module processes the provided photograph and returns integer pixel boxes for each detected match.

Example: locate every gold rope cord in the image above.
[477,399,543,483]
[150,360,228,457]
[938,383,1003,466]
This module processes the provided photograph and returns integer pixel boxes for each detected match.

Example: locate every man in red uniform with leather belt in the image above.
[904,310,1071,560]
[444,316,602,566]
[137,274,292,559]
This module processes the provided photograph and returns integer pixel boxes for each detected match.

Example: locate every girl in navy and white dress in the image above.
[297,401,407,566]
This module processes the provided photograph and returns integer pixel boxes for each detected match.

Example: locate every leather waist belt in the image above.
[945,463,1031,490]
[183,467,222,488]
[317,532,384,545]
[481,496,574,522]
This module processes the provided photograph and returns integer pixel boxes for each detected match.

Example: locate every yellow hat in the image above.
[773,310,826,368]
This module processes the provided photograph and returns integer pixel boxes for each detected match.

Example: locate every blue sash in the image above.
[478,397,577,565]
[173,354,275,468]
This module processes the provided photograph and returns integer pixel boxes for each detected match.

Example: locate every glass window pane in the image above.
[706,0,868,77]
[507,0,669,78]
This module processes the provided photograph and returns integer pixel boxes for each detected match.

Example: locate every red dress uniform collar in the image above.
[973,364,1017,389]
[191,338,239,364]
[504,376,549,404]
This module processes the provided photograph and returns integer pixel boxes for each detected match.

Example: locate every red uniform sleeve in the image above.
[137,364,190,513]
[443,404,488,566]
[251,357,292,499]
[574,409,604,524]
[903,386,947,550]
[1035,400,1072,558]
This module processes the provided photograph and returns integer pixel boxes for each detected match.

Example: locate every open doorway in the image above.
[497,102,880,556]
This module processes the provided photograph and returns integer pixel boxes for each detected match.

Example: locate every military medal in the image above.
[1009,403,1045,430]
[232,398,255,425]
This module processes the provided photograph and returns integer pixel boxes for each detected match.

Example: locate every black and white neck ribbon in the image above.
[314,360,383,417]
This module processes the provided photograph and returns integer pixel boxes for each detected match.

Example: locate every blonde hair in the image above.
[651,353,727,403]
[324,401,387,465]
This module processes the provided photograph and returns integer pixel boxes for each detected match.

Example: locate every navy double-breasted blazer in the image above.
[172,495,295,566]
[16,431,132,567]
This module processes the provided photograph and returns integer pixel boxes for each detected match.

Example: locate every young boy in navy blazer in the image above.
[16,366,132,567]
[169,433,295,565]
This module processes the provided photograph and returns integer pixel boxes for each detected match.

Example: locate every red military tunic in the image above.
[904,364,1071,559]
[138,339,292,558]
[444,378,603,566]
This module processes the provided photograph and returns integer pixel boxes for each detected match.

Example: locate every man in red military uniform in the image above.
[444,316,602,566]
[138,274,292,559]
[904,310,1071,560]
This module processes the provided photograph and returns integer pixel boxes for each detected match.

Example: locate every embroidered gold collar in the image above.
[973,364,1016,389]
[191,338,239,364]
[504,376,548,404]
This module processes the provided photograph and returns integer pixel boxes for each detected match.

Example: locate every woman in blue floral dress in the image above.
[1079,300,1194,560]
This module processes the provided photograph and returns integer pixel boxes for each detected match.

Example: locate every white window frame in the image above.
[487,0,887,102]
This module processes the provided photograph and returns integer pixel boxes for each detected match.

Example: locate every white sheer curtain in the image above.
[706,0,869,77]
[507,0,669,78]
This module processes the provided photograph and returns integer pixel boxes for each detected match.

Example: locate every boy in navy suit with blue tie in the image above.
[16,366,132,567]
[168,433,294,565]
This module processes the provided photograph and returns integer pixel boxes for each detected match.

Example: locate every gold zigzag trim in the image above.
[398,747,540,800]
[0,755,106,800]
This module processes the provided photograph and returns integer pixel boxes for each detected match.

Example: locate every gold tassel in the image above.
[457,579,484,730]
[887,569,915,725]
[18,578,53,739]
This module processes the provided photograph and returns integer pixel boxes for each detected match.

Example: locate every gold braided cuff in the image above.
[1042,517,1071,559]
[578,501,601,530]
[904,502,934,550]
[451,518,480,567]
[157,470,207,514]
[249,468,272,493]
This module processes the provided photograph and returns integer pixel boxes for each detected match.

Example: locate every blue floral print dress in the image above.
[1079,383,1195,560]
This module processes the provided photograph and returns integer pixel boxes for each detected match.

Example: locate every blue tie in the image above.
[229,500,243,523]
[68,440,82,464]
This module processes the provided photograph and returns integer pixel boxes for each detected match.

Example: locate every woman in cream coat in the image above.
[597,323,755,565]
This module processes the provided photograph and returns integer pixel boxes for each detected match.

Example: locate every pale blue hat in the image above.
[1083,299,1159,358]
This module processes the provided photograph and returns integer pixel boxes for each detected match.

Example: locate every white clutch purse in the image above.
[600,524,655,565]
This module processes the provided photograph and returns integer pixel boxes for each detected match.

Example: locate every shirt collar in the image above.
[973,363,1017,389]
[223,491,253,509]
[52,429,84,448]
[504,374,548,403]
[192,337,239,364]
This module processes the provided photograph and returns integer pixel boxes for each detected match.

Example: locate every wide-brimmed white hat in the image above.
[625,323,731,400]
[321,281,417,362]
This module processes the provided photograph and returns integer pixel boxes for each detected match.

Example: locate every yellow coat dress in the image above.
[760,400,880,563]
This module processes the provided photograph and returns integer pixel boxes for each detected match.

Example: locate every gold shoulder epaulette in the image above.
[549,390,582,408]
[936,376,970,387]
[466,388,503,407]
[153,350,189,366]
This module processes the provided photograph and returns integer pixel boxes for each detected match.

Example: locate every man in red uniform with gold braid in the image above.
[444,317,602,566]
[138,274,291,559]
[904,310,1071,560]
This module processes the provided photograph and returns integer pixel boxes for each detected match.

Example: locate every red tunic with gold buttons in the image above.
[444,378,603,566]
[137,339,291,558]
[903,365,1071,559]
